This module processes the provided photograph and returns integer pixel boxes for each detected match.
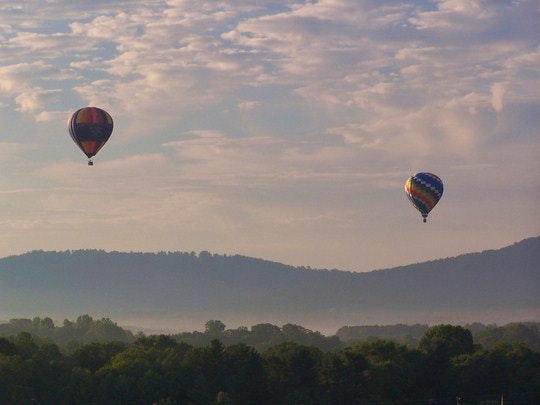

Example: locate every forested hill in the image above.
[0,237,538,331]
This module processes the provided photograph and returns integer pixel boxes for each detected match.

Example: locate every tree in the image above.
[248,323,283,351]
[135,335,177,351]
[319,346,368,404]
[213,391,233,405]
[418,325,475,399]
[451,343,540,404]
[419,325,474,362]
[353,339,423,403]
[475,323,540,351]
[14,332,39,359]
[180,340,228,403]
[0,337,17,356]
[71,341,127,372]
[94,342,165,403]
[223,344,267,404]
[263,342,323,404]
[205,320,226,338]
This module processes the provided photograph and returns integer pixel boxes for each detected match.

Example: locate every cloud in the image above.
[71,13,137,40]
[326,124,382,148]
[185,130,226,139]
[409,0,494,30]
[0,62,66,119]
[0,1,538,270]
[15,89,61,113]
[238,100,260,111]
[490,82,507,112]
[3,0,534,155]
[0,142,39,159]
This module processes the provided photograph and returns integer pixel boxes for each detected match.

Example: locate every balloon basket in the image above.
[88,160,94,166]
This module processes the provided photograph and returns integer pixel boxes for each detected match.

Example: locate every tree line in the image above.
[2,316,539,354]
[336,322,540,351]
[0,320,539,404]
[0,315,135,350]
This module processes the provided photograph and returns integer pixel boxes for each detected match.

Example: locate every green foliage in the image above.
[319,345,368,404]
[357,339,425,403]
[0,315,135,348]
[474,323,540,351]
[336,323,429,346]
[0,318,539,403]
[71,341,127,372]
[263,342,324,404]
[205,320,226,338]
[337,322,540,352]
[419,324,474,361]
[417,324,475,399]
[451,343,540,404]
[0,337,17,356]
[173,320,343,353]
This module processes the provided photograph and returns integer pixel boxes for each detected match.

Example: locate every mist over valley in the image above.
[1,237,538,335]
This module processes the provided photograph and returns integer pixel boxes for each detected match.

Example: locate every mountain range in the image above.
[0,237,538,334]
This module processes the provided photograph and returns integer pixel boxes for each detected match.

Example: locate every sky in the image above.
[0,0,538,272]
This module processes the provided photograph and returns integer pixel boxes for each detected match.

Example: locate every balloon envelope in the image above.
[404,172,444,222]
[68,107,113,162]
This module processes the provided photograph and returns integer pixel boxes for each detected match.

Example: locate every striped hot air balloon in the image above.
[404,172,444,222]
[68,107,113,165]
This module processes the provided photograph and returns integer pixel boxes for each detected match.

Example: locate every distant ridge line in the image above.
[0,236,538,332]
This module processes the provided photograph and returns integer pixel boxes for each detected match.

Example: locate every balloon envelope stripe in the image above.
[68,107,113,161]
[79,141,106,157]
[74,108,111,124]
[404,172,443,221]
[407,189,437,212]
[415,179,443,198]
[407,182,439,205]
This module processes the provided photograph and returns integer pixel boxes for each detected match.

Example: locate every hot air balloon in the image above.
[68,107,113,165]
[404,172,444,222]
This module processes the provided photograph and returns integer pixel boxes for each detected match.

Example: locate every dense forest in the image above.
[2,315,540,353]
[1,316,539,404]
[0,238,538,402]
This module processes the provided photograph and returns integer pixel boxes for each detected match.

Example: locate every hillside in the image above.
[0,237,538,333]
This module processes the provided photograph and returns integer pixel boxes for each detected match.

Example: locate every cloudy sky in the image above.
[0,0,538,272]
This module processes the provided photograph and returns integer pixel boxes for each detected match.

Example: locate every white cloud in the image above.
[1,0,537,156]
[238,100,260,111]
[185,130,226,139]
[491,82,507,112]
[409,0,495,30]
[0,0,538,270]
[0,62,64,117]
[71,13,137,40]
[326,124,382,148]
